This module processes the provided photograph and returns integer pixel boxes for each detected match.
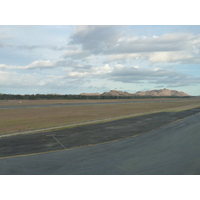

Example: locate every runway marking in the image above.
[0,111,200,160]
[52,135,67,149]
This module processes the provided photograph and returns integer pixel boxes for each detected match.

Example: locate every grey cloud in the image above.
[68,27,200,64]
[62,50,91,59]
[105,33,200,55]
[55,59,76,67]
[69,25,123,54]
[71,64,93,69]
[109,67,180,79]
[0,41,66,51]
[103,54,142,63]
[69,27,191,53]
[61,61,200,88]
[0,35,13,39]
[106,40,180,54]
[180,56,200,64]
[64,64,94,75]
[0,41,14,48]
[151,76,200,87]
[17,44,66,51]
[105,66,200,87]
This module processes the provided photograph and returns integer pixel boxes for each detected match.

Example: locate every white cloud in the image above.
[68,64,114,78]
[0,70,76,91]
[0,60,57,70]
[25,60,57,69]
[149,51,194,63]
[0,59,76,70]
[0,71,41,87]
[68,71,89,78]
[0,64,7,69]
[153,68,160,71]
[91,64,113,75]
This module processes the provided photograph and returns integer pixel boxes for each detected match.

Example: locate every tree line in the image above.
[0,93,191,100]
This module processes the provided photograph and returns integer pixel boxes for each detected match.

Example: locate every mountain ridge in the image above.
[80,88,190,97]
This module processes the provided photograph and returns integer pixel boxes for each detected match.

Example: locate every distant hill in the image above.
[80,93,101,96]
[101,90,134,96]
[80,88,190,97]
[135,88,190,97]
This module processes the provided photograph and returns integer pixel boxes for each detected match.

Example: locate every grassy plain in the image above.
[0,98,189,106]
[1,98,200,135]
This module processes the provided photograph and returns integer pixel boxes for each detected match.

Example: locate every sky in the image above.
[1,25,200,96]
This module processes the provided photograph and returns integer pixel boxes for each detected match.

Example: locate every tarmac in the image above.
[0,107,200,175]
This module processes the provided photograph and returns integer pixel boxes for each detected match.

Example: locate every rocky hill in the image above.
[80,93,101,96]
[101,90,134,96]
[80,89,190,97]
[135,88,189,97]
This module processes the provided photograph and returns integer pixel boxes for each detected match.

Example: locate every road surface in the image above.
[0,109,200,174]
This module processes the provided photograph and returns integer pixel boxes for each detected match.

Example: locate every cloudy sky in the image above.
[1,25,200,95]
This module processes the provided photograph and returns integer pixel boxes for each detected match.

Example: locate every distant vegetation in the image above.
[0,93,191,100]
[0,89,192,100]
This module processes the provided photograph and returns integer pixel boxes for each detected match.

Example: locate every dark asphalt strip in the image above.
[51,135,67,149]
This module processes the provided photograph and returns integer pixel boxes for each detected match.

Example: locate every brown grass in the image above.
[1,99,200,135]
[0,98,194,106]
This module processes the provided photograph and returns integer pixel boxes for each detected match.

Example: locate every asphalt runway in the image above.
[0,98,194,109]
[0,107,200,175]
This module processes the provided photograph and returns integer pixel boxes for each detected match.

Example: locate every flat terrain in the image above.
[0,106,200,158]
[1,98,200,135]
[1,107,200,175]
[0,98,196,107]
[0,98,198,109]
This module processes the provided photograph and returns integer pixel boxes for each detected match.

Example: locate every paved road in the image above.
[1,111,200,175]
[0,98,194,109]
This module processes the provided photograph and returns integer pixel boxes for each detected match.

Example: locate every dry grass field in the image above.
[1,98,200,135]
[0,98,187,106]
